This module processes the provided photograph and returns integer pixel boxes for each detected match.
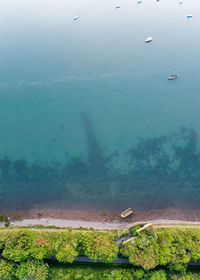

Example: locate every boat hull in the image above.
[121,208,134,218]
[168,74,178,80]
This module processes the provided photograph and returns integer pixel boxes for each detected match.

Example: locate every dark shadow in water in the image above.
[0,125,200,212]
[80,112,108,177]
[128,127,200,182]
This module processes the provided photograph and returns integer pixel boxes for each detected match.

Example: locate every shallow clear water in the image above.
[0,0,200,211]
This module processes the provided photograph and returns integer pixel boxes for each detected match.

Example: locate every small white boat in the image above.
[145,36,152,43]
[168,74,178,80]
[121,208,134,218]
[73,16,79,21]
[115,6,121,9]
[187,14,193,18]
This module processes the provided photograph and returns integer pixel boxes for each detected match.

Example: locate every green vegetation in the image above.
[0,228,118,263]
[16,260,49,280]
[0,215,10,228]
[0,226,199,279]
[120,227,200,271]
[48,264,200,280]
[130,225,143,237]
[79,232,118,263]
[0,259,16,280]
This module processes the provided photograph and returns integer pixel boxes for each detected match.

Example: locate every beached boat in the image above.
[73,16,79,21]
[137,1,142,4]
[145,37,152,43]
[187,15,193,18]
[115,6,121,9]
[168,74,178,80]
[121,208,134,218]
[179,1,184,4]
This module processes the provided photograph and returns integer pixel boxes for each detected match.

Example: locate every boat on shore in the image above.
[187,15,193,18]
[168,74,178,80]
[121,208,134,218]
[115,6,121,9]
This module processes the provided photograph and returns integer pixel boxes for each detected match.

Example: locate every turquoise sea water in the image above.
[0,0,200,211]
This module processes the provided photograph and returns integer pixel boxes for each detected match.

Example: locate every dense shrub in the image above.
[0,227,199,275]
[130,225,142,237]
[148,270,167,280]
[55,233,79,263]
[2,230,34,262]
[0,229,118,264]
[120,228,200,271]
[0,259,16,280]
[49,265,137,280]
[79,232,118,263]
[16,260,49,280]
[48,265,200,280]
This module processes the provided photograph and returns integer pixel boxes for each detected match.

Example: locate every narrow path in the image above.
[74,257,200,266]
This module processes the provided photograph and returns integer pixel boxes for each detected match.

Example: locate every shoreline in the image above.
[1,207,200,229]
[6,218,200,230]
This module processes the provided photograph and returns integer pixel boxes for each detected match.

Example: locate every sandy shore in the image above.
[6,218,200,230]
[0,207,200,229]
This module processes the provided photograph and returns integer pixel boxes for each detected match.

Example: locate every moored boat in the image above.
[187,14,193,18]
[145,36,152,43]
[73,16,79,21]
[168,74,178,80]
[121,208,134,218]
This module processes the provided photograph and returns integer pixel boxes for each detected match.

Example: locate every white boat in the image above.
[168,74,178,80]
[73,16,79,21]
[187,14,193,18]
[121,208,134,218]
[115,6,120,9]
[179,1,184,4]
[145,37,152,43]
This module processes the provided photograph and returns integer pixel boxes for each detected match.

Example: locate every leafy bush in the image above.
[0,259,16,280]
[16,260,49,280]
[2,230,34,262]
[48,264,200,280]
[80,232,118,263]
[48,264,136,280]
[130,225,142,237]
[120,228,130,238]
[148,270,167,280]
[0,227,199,274]
[0,215,10,227]
[0,216,4,222]
[55,233,79,263]
[120,228,200,271]
[4,221,10,227]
